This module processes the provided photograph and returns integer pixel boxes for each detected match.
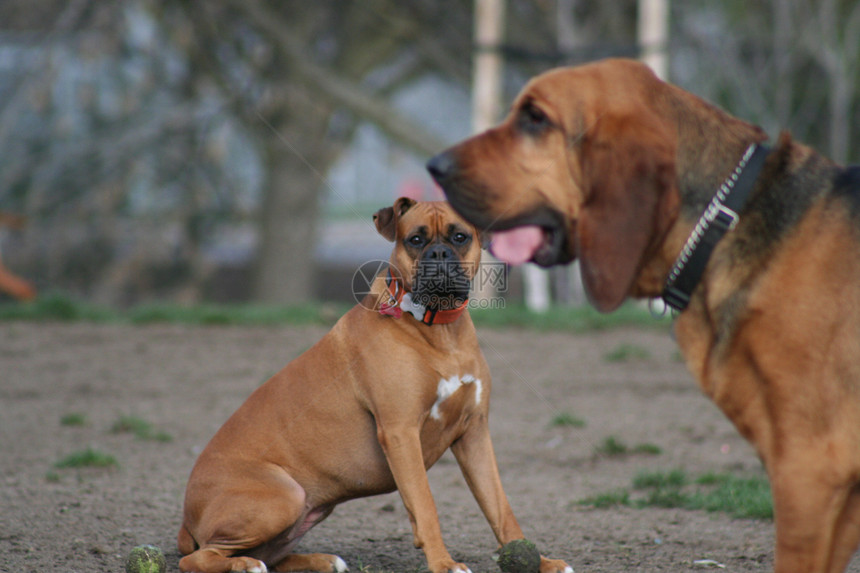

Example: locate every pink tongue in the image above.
[489,226,543,265]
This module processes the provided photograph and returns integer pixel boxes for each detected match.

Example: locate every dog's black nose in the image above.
[426,151,456,184]
[424,244,454,261]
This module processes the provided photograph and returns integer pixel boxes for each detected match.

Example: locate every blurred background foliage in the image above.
[0,0,856,307]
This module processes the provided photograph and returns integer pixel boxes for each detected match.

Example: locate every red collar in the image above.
[379,270,468,325]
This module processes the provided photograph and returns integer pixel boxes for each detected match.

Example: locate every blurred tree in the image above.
[154,0,471,303]
[673,0,859,164]
[0,0,476,303]
[792,0,860,163]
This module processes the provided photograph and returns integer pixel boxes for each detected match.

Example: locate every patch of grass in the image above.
[0,292,348,326]
[126,302,345,326]
[581,469,773,519]
[689,474,774,519]
[54,447,118,469]
[0,293,115,322]
[603,343,651,363]
[633,442,663,455]
[594,436,662,458]
[60,412,88,427]
[594,435,629,456]
[640,485,691,509]
[469,301,672,332]
[694,471,728,486]
[578,489,631,509]
[549,411,586,428]
[110,415,173,442]
[110,415,151,436]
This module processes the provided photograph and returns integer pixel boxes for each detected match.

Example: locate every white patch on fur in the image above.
[469,376,483,406]
[451,567,472,573]
[247,562,267,573]
[333,555,349,572]
[430,374,481,420]
[563,566,574,573]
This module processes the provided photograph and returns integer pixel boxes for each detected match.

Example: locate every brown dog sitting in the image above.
[428,58,860,573]
[178,198,572,573]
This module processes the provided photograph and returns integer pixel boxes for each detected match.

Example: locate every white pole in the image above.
[520,1,551,313]
[638,0,670,315]
[638,0,669,80]
[471,0,511,306]
[472,0,550,312]
[472,0,505,133]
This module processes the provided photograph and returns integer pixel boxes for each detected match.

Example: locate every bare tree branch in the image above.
[232,0,447,156]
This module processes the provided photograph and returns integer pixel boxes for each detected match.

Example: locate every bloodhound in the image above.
[427,58,860,573]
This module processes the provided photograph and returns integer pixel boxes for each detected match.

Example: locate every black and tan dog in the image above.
[428,58,860,573]
[178,198,572,573]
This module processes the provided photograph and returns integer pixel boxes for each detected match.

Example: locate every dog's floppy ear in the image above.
[577,113,679,312]
[373,197,418,242]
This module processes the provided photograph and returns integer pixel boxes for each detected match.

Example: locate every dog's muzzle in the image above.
[412,245,471,310]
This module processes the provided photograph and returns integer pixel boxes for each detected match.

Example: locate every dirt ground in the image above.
[2,319,859,573]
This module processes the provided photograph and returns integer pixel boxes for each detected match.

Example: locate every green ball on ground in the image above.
[126,544,166,573]
[497,538,541,573]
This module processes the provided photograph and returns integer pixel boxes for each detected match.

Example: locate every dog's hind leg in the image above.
[265,506,346,573]
[179,465,308,573]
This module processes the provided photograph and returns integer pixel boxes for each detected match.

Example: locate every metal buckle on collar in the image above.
[662,286,690,312]
[384,270,401,304]
[710,204,739,233]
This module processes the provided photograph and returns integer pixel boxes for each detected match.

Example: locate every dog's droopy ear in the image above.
[373,197,418,242]
[577,113,679,312]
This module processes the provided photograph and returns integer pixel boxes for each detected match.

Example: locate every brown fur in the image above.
[0,212,35,302]
[178,199,571,573]
[428,58,860,573]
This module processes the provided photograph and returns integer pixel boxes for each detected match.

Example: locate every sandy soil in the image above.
[2,320,858,572]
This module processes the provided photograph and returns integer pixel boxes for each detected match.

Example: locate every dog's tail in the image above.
[177,522,198,555]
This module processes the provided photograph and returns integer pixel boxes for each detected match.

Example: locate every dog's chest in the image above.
[414,369,485,464]
[428,373,483,422]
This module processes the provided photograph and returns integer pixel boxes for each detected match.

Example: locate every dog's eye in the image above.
[408,235,425,247]
[518,102,551,135]
[451,232,470,245]
[525,104,547,124]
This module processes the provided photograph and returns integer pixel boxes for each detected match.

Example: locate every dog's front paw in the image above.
[540,556,573,573]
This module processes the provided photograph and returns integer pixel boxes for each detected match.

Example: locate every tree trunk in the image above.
[253,127,325,304]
